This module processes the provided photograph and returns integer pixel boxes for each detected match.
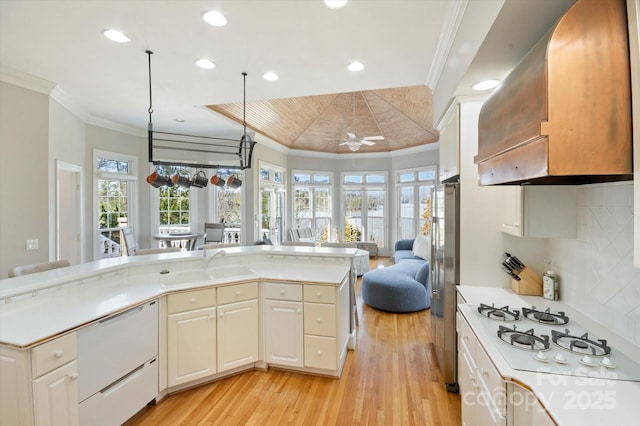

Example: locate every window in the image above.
[259,163,286,244]
[213,169,242,243]
[96,152,136,259]
[157,165,191,233]
[397,167,436,240]
[292,171,332,242]
[342,172,386,247]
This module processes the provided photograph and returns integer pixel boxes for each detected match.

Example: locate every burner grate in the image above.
[551,329,611,356]
[478,303,520,321]
[497,325,550,351]
[522,307,569,325]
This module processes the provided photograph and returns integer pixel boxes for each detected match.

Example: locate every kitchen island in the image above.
[0,246,356,426]
[457,286,640,425]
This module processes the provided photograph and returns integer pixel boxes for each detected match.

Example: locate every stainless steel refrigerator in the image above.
[430,180,460,393]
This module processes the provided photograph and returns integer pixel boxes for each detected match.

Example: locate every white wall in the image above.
[0,82,50,278]
[545,182,640,347]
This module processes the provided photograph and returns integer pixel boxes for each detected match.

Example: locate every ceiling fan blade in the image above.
[339,141,351,146]
[363,136,384,141]
[347,132,356,139]
[361,140,376,146]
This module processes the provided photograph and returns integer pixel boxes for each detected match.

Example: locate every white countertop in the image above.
[458,285,640,426]
[0,246,355,349]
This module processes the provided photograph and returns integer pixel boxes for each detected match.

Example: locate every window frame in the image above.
[340,171,387,247]
[94,150,137,260]
[395,166,437,240]
[291,169,333,242]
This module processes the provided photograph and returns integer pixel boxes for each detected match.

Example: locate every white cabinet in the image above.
[500,186,576,238]
[32,361,79,426]
[0,347,32,426]
[217,282,259,373]
[457,312,505,426]
[0,333,80,426]
[263,282,304,368]
[302,280,349,373]
[167,288,216,387]
[507,382,555,426]
[438,99,460,182]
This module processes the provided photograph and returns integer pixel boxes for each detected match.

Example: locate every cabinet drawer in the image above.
[304,303,336,337]
[475,342,505,414]
[217,282,258,305]
[304,335,337,370]
[79,358,158,426]
[168,288,216,314]
[303,285,335,304]
[32,332,77,378]
[263,282,302,301]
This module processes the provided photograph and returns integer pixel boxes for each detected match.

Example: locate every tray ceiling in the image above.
[208,85,437,153]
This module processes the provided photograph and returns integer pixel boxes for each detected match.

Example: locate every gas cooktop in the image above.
[465,303,640,382]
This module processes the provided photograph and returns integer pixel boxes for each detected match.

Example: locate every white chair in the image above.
[204,223,225,244]
[8,260,71,278]
[120,228,181,256]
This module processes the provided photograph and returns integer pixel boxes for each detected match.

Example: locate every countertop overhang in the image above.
[0,246,356,349]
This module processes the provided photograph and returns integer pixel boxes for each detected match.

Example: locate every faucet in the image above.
[203,249,226,268]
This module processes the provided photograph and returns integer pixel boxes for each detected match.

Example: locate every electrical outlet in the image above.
[26,239,39,251]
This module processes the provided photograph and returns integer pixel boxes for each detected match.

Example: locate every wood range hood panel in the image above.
[475,0,633,186]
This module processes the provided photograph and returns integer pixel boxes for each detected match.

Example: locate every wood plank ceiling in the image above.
[207,85,438,154]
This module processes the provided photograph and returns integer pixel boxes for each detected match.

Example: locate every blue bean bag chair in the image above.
[362,239,430,313]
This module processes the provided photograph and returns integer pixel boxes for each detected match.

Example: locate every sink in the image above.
[210,266,254,279]
[160,270,212,287]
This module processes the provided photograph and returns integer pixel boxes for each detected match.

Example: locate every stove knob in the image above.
[580,355,595,366]
[600,357,616,369]
[553,353,567,364]
[535,351,549,362]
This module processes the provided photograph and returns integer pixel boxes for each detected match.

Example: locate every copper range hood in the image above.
[474,0,633,185]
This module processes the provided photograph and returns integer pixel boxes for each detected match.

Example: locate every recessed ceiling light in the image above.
[203,10,227,27]
[195,59,216,69]
[262,72,279,81]
[472,79,500,91]
[103,29,130,43]
[347,61,364,72]
[324,0,348,9]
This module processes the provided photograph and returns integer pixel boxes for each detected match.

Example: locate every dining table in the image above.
[152,232,205,251]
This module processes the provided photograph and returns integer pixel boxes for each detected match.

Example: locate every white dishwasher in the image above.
[77,299,158,426]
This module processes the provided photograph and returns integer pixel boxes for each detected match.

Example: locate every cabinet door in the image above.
[264,300,303,367]
[217,299,258,372]
[0,347,32,426]
[167,307,216,387]
[439,102,460,182]
[32,360,79,426]
[500,186,523,237]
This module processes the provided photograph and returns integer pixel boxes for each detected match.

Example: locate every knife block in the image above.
[511,267,543,296]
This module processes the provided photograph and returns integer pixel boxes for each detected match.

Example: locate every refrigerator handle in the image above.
[431,216,439,297]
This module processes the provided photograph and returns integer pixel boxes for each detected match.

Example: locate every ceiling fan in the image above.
[339,93,384,151]
[339,132,384,151]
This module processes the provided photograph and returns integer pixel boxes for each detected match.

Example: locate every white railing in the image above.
[100,234,120,258]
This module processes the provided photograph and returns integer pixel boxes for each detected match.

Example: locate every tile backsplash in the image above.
[545,182,640,347]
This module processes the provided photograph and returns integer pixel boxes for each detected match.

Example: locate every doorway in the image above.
[56,161,82,264]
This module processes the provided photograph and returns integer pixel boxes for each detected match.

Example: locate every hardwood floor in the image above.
[126,257,461,426]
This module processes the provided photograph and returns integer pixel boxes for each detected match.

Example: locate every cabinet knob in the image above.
[219,313,224,318]
[297,309,302,314]
[316,317,322,323]
[209,314,216,319]
[480,368,488,377]
[69,372,79,380]
[280,289,286,295]
[316,350,323,356]
[316,292,322,298]
[189,298,196,304]
[54,350,64,358]
[236,291,241,296]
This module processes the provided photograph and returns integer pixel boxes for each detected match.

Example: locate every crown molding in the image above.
[425,0,469,90]
[0,66,56,95]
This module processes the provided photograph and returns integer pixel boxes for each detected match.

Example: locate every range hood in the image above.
[475,0,633,185]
